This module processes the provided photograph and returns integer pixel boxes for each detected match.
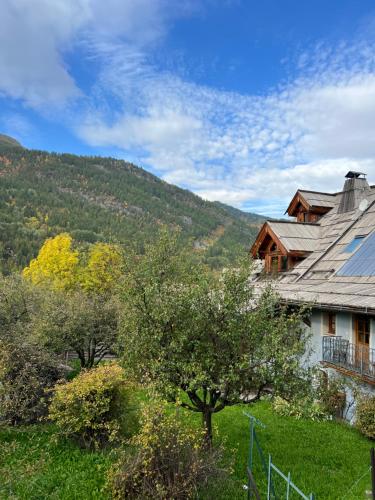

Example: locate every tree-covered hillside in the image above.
[0,136,266,272]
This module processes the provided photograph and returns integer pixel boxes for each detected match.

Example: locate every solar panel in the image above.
[342,235,365,253]
[337,232,375,276]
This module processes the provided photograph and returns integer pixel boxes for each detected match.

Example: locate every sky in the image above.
[2,1,375,217]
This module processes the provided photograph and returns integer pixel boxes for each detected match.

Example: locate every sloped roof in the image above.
[267,221,320,252]
[298,190,336,209]
[274,182,375,313]
[285,189,336,216]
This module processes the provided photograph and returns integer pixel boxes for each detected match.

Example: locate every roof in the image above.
[285,189,336,215]
[267,221,320,252]
[298,190,336,209]
[272,179,375,313]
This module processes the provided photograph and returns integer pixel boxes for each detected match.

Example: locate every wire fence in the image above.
[244,412,314,500]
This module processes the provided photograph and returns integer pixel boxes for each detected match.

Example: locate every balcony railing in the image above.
[322,336,375,382]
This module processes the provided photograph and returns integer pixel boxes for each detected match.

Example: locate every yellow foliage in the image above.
[80,242,123,293]
[23,234,123,294]
[108,398,220,499]
[49,363,131,448]
[23,233,79,290]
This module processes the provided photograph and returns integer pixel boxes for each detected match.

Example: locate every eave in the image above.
[250,221,288,258]
[278,297,375,316]
[285,190,335,217]
[285,191,310,216]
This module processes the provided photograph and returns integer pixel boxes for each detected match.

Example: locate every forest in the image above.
[0,135,265,273]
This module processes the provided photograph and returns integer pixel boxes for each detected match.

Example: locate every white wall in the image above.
[308,309,353,365]
[307,308,375,422]
[308,309,323,365]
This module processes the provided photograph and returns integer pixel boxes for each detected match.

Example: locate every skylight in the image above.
[342,235,366,253]
[337,232,375,277]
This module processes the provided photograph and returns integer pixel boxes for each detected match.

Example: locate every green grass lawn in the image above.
[0,425,112,499]
[0,402,372,499]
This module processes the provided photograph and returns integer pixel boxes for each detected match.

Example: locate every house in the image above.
[251,171,375,417]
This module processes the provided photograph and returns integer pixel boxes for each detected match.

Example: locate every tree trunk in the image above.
[202,408,213,447]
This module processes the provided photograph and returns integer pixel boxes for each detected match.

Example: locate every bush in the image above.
[0,340,63,425]
[272,395,329,421]
[355,395,375,439]
[108,399,223,499]
[49,363,133,449]
[317,374,347,418]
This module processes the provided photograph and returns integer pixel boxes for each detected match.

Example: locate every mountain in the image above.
[212,201,267,224]
[0,137,266,272]
[0,134,24,149]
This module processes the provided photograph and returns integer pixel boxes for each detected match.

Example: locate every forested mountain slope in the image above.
[0,135,266,272]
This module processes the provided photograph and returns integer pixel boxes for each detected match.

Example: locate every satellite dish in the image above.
[359,199,369,212]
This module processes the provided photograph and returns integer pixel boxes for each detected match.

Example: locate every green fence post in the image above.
[287,472,291,500]
[267,455,272,500]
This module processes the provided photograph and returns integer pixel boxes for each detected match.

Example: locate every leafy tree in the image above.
[23,234,123,294]
[80,242,123,294]
[0,274,40,340]
[23,233,79,290]
[35,289,119,368]
[22,234,123,367]
[120,229,310,445]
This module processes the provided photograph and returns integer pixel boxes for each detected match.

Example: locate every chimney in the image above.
[337,171,369,214]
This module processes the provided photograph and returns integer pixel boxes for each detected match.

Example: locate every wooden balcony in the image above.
[322,336,375,384]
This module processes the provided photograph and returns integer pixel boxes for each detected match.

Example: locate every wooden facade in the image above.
[286,191,332,222]
[251,189,335,275]
[251,222,307,273]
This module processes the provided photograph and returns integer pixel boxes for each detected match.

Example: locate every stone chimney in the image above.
[337,171,369,214]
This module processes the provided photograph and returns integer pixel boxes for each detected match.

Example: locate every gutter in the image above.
[279,297,375,316]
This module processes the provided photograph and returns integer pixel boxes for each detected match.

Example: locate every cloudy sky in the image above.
[2,0,375,216]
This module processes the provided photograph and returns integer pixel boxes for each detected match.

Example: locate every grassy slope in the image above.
[0,425,111,499]
[0,402,371,500]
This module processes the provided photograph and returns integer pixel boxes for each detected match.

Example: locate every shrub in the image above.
[355,395,375,439]
[272,395,329,421]
[49,363,133,449]
[0,340,63,425]
[317,374,347,418]
[108,399,223,499]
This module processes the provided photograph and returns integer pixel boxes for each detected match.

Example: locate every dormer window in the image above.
[342,235,366,253]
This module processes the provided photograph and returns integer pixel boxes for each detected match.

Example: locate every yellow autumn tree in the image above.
[23,233,79,290]
[80,242,123,294]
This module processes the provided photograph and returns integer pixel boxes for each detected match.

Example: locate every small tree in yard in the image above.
[23,234,124,368]
[35,290,119,368]
[121,229,310,445]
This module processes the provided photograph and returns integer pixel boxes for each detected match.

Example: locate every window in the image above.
[280,256,288,271]
[328,312,336,335]
[342,235,366,253]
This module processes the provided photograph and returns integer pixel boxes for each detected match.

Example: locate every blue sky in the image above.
[2,1,375,217]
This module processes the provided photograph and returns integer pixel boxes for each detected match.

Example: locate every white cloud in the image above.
[3,1,375,216]
[0,0,196,108]
[0,0,85,107]
[77,34,375,216]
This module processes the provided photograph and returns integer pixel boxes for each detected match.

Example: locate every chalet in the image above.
[251,171,375,418]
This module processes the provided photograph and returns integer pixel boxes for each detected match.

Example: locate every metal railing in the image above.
[322,336,375,380]
[267,455,315,500]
